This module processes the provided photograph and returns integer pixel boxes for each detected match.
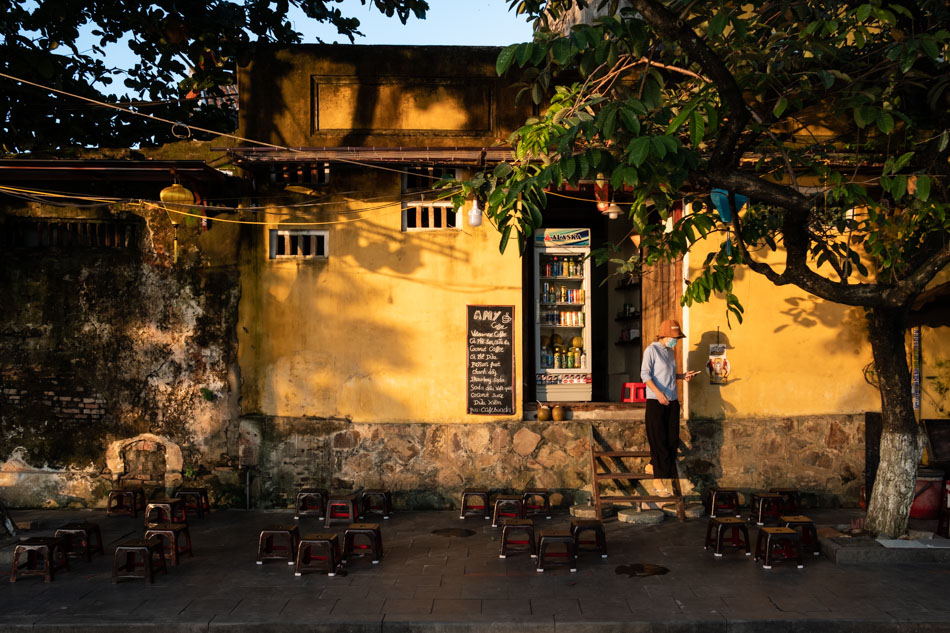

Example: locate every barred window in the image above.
[268,229,328,259]
[401,167,460,232]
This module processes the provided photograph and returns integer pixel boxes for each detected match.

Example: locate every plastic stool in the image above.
[144,523,193,566]
[704,517,751,557]
[175,488,210,519]
[295,533,342,576]
[324,495,357,528]
[360,489,392,519]
[706,488,741,518]
[536,531,576,572]
[460,489,490,520]
[522,488,552,519]
[781,515,820,556]
[342,523,383,564]
[754,527,803,569]
[54,522,104,562]
[112,538,166,583]
[770,488,803,513]
[749,493,784,525]
[622,382,647,403]
[144,498,187,527]
[500,518,536,559]
[294,489,328,520]
[571,519,607,558]
[491,494,524,528]
[9,537,68,582]
[256,525,300,565]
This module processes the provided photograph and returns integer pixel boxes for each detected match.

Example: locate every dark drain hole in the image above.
[615,563,669,577]
[432,528,476,537]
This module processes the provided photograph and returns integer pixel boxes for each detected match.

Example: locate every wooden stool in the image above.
[145,523,193,566]
[296,533,342,576]
[754,527,803,569]
[749,492,784,525]
[256,524,300,565]
[460,489,490,520]
[704,517,751,557]
[770,488,802,513]
[106,488,145,517]
[522,489,552,519]
[175,488,210,519]
[491,494,524,528]
[500,518,536,559]
[54,522,104,562]
[112,538,166,583]
[782,515,820,556]
[342,523,383,564]
[359,489,392,520]
[9,537,68,582]
[571,519,608,558]
[706,487,741,518]
[144,498,187,527]
[324,495,357,528]
[536,531,576,573]
[294,488,328,520]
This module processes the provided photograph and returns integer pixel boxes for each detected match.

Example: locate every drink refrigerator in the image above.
[535,228,593,401]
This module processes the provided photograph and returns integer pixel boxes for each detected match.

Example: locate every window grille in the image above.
[401,166,460,232]
[268,229,328,259]
[3,218,138,250]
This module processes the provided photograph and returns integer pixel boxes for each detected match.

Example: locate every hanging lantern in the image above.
[160,183,196,206]
[468,200,483,228]
[594,173,610,213]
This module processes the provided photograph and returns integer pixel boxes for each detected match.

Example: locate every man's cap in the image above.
[657,319,686,339]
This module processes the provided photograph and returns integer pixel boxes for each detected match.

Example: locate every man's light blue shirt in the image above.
[640,341,678,401]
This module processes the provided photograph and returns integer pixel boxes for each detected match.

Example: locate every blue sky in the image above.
[306,0,535,45]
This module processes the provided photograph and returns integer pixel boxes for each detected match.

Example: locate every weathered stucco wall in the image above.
[243,414,864,510]
[0,203,243,507]
[237,167,525,424]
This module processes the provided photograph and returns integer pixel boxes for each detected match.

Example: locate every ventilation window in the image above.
[402,201,458,231]
[269,229,328,259]
[3,218,138,250]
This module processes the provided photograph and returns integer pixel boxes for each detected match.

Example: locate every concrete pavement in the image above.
[1,505,949,632]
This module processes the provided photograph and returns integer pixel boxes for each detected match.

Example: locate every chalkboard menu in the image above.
[467,305,515,415]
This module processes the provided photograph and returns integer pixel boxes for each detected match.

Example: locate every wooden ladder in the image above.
[588,423,686,521]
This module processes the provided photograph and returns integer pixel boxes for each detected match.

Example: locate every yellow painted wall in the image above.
[684,232,882,419]
[238,168,523,423]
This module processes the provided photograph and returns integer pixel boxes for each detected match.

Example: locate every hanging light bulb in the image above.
[605,202,622,220]
[468,200,483,227]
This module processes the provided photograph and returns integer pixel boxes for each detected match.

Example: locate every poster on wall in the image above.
[467,305,515,415]
[706,343,730,385]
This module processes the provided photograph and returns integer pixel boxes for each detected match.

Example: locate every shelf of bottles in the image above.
[534,229,593,402]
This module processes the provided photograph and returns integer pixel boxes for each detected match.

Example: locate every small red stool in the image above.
[500,519,536,559]
[144,523,193,566]
[294,489,328,520]
[754,527,803,569]
[781,515,820,556]
[706,488,741,518]
[360,489,392,520]
[622,382,647,403]
[112,538,166,583]
[10,537,69,582]
[342,523,383,564]
[106,488,145,517]
[175,488,210,519]
[536,531,576,573]
[54,522,104,562]
[256,524,300,565]
[571,519,607,558]
[324,495,357,528]
[704,517,751,557]
[296,533,342,576]
[770,488,803,513]
[460,489,490,520]
[491,494,524,528]
[749,493,784,525]
[522,489,552,519]
[144,498,187,527]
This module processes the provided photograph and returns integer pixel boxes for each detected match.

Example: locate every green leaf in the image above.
[499,225,512,254]
[651,136,667,159]
[856,3,872,21]
[893,151,915,171]
[496,44,517,75]
[916,175,931,201]
[493,162,513,179]
[690,110,704,147]
[666,98,701,135]
[709,11,729,37]
[619,108,641,134]
[516,43,532,67]
[552,38,572,65]
[772,96,788,119]
[628,136,650,166]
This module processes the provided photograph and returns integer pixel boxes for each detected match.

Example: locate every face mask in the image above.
[665,338,678,349]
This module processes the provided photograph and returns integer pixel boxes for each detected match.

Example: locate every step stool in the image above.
[324,495,357,528]
[145,523,193,566]
[342,523,383,564]
[294,489,328,520]
[781,515,820,556]
[749,492,784,525]
[112,538,166,583]
[175,488,211,519]
[360,489,392,520]
[622,382,647,403]
[106,488,145,517]
[54,522,104,562]
[522,488,552,519]
[295,533,343,576]
[144,498,187,527]
[257,524,300,565]
[754,527,803,569]
[770,488,802,513]
[9,537,69,582]
[571,519,607,558]
[706,487,741,518]
[704,517,751,557]
[460,489,490,520]
[491,494,524,528]
[500,518,536,558]
[536,531,576,573]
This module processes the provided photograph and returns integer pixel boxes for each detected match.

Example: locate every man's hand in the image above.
[656,394,670,405]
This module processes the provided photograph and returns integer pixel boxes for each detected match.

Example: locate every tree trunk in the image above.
[863,306,923,538]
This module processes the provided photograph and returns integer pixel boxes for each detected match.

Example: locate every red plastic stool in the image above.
[622,382,647,403]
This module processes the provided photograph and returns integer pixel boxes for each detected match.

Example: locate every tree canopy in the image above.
[0,0,428,152]
[458,0,950,537]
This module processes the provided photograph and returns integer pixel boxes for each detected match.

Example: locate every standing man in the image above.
[640,319,699,495]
